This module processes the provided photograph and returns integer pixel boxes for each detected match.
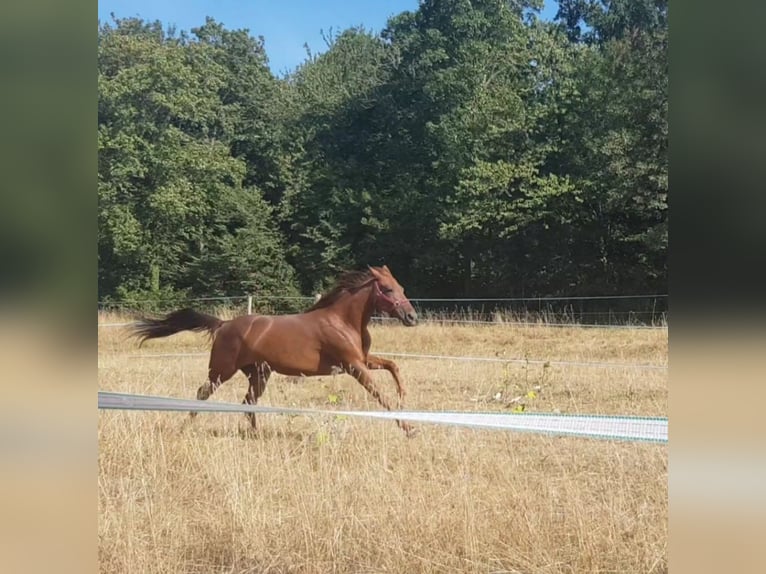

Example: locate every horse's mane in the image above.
[305,269,374,312]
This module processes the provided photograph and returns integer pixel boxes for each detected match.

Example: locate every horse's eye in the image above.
[383,287,393,294]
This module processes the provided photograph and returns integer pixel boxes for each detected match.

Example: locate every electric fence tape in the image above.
[98,391,667,443]
[123,351,666,371]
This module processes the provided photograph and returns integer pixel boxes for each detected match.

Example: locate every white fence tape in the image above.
[124,350,666,371]
[375,352,667,371]
[98,391,667,443]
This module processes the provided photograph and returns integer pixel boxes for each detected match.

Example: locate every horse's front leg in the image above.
[347,360,416,437]
[365,354,406,406]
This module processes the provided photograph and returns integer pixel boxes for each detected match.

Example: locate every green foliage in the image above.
[98,1,667,306]
[98,17,299,303]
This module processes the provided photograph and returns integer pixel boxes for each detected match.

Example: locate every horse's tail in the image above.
[130,308,223,347]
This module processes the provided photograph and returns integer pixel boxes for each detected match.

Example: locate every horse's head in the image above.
[368,265,418,327]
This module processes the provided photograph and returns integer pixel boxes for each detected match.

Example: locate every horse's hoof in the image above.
[403,426,419,439]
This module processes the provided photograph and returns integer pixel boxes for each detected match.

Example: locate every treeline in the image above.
[98,0,667,306]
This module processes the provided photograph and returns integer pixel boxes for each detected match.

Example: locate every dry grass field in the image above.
[98,313,667,574]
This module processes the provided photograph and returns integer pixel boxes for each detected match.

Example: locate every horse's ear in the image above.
[368,265,383,279]
[382,264,390,273]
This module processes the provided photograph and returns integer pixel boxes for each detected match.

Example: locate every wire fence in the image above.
[98,293,668,329]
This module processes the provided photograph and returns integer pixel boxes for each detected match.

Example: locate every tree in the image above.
[98,17,299,302]
[548,0,668,292]
[97,4,667,307]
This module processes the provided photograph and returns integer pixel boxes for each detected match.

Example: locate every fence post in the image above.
[247,295,253,315]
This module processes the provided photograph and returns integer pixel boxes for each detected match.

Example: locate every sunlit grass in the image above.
[99,315,667,573]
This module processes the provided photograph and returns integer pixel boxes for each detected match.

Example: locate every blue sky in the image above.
[98,0,559,76]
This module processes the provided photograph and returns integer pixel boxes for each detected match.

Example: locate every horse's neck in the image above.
[334,284,375,332]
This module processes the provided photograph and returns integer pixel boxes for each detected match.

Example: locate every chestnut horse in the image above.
[131,265,419,435]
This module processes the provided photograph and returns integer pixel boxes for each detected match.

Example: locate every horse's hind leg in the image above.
[189,344,239,420]
[189,366,238,421]
[240,363,270,429]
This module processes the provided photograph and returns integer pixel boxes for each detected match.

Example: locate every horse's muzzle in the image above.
[402,310,418,326]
